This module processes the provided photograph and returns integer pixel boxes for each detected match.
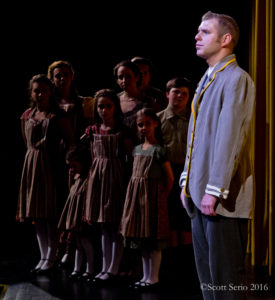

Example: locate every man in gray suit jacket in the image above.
[179,11,255,300]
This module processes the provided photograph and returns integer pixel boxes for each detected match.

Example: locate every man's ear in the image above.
[221,33,233,47]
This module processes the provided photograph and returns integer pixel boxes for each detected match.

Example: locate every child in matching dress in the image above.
[17,74,68,274]
[17,71,186,287]
[82,89,134,284]
[120,108,174,290]
[58,144,95,281]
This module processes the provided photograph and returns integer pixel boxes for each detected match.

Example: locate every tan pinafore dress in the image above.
[120,144,170,248]
[17,108,59,220]
[83,132,125,225]
[58,176,87,231]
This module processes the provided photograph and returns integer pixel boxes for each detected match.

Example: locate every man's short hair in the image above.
[202,11,240,47]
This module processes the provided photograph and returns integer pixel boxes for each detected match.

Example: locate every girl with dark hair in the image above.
[17,74,70,274]
[120,108,174,291]
[113,60,149,144]
[82,89,134,285]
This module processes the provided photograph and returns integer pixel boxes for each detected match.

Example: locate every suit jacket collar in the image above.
[210,54,236,79]
[192,54,237,117]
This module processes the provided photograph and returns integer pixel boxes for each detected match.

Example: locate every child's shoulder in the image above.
[153,143,166,153]
[134,144,166,155]
[20,108,33,120]
[153,144,168,162]
[133,144,142,152]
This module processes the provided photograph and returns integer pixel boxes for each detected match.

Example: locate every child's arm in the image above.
[162,161,174,198]
[80,125,95,161]
[20,108,33,147]
[21,119,27,147]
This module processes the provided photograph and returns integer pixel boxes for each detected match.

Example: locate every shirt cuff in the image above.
[179,171,187,188]
[205,184,229,199]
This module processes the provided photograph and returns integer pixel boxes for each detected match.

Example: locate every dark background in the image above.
[1,0,252,256]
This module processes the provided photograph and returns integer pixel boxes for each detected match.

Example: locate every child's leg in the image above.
[73,247,84,275]
[74,249,84,273]
[94,225,111,278]
[129,249,149,287]
[140,250,150,283]
[80,235,94,274]
[40,220,58,270]
[34,220,48,270]
[68,236,83,279]
[55,229,66,263]
[146,249,162,284]
[73,236,83,272]
[100,231,123,279]
[61,231,75,265]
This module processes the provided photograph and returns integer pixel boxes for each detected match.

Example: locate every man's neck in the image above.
[206,49,233,67]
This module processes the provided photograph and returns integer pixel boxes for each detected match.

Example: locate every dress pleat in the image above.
[84,132,125,224]
[17,109,59,220]
[120,145,170,243]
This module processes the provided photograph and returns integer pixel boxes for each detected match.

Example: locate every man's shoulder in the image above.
[214,58,253,87]
[225,63,254,85]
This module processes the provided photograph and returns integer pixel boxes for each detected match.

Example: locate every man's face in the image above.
[195,18,222,61]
